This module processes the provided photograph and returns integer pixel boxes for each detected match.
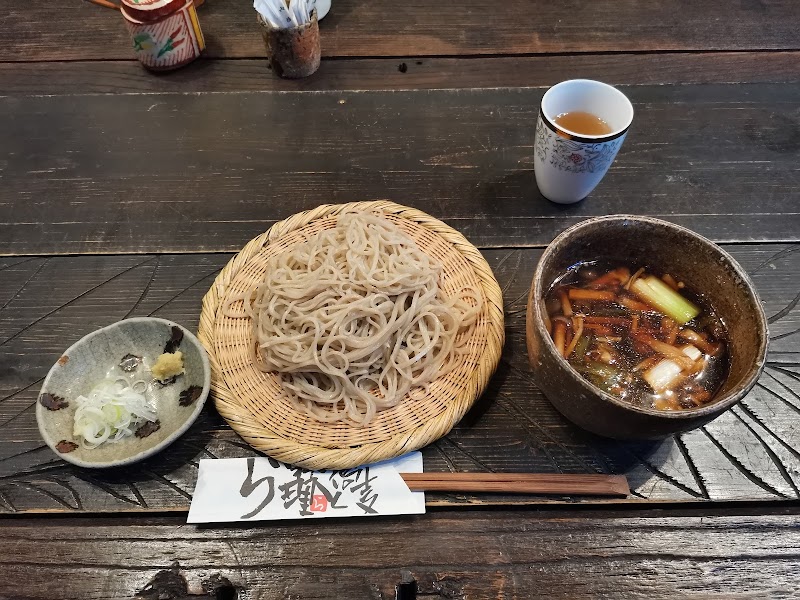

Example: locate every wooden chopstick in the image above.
[400,473,629,497]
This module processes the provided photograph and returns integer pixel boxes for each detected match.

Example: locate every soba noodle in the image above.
[224,212,481,425]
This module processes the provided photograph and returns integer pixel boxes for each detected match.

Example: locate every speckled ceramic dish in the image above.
[36,317,211,468]
[526,215,769,439]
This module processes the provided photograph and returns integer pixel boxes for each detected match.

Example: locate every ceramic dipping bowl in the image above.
[36,317,211,468]
[526,215,768,439]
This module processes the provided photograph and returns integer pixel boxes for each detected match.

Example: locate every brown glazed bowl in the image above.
[526,215,768,439]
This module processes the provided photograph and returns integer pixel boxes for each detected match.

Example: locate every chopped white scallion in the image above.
[72,379,157,449]
[680,345,702,361]
[643,358,684,393]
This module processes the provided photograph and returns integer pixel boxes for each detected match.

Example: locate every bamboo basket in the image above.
[198,201,504,469]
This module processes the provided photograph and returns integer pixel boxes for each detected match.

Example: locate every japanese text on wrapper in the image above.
[238,457,381,519]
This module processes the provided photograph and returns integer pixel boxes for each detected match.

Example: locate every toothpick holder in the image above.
[257,10,321,79]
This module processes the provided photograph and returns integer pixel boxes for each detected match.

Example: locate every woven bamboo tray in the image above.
[198,201,504,469]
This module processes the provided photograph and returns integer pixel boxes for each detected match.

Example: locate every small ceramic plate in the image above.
[36,317,211,468]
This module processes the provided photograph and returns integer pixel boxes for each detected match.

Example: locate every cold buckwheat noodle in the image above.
[224,212,481,426]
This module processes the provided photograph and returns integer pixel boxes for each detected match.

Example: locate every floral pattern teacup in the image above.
[534,80,633,204]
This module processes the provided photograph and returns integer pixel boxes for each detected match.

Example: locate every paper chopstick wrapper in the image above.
[188,452,425,523]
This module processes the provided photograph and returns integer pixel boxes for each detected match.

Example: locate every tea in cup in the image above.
[534,79,634,204]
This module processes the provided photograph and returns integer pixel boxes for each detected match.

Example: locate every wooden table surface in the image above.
[2,1,800,598]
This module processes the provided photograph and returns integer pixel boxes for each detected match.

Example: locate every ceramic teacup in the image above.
[534,79,634,204]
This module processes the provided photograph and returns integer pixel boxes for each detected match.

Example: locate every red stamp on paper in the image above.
[310,494,329,512]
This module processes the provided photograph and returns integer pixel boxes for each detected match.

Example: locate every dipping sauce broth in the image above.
[544,261,729,411]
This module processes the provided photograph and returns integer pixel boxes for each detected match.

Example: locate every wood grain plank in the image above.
[2,84,800,255]
[3,52,800,96]
[5,0,800,62]
[0,244,797,512]
[1,512,800,599]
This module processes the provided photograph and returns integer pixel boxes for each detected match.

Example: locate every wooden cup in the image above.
[257,11,321,79]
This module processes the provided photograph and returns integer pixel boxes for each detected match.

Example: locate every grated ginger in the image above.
[151,351,184,382]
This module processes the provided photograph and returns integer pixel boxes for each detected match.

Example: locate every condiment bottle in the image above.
[120,0,205,70]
